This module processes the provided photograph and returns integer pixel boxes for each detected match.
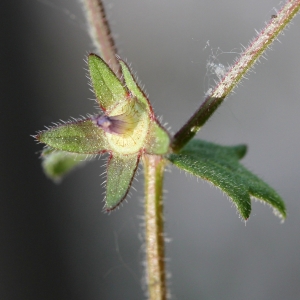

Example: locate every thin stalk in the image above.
[143,155,167,300]
[171,0,300,152]
[81,0,122,79]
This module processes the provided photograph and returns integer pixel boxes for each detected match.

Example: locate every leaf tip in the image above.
[31,132,41,142]
[237,203,251,221]
[234,144,248,159]
[102,195,125,213]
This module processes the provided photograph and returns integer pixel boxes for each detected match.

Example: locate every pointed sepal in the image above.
[88,54,127,111]
[36,119,109,154]
[105,153,140,211]
[41,148,89,182]
[119,60,151,110]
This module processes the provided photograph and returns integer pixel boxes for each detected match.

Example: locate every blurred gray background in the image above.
[1,0,300,299]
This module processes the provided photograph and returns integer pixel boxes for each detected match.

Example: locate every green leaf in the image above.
[88,54,127,111]
[119,60,151,110]
[37,119,109,154]
[41,148,89,182]
[168,139,286,221]
[105,153,139,211]
[145,122,170,155]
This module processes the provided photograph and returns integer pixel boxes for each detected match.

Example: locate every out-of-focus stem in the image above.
[171,0,300,152]
[143,155,167,300]
[81,0,122,80]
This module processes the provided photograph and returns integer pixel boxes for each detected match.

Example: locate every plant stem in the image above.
[82,1,168,298]
[171,0,300,152]
[143,155,167,300]
[81,0,122,79]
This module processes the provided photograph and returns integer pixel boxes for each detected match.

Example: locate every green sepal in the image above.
[41,148,89,182]
[119,60,151,110]
[168,139,286,220]
[88,54,127,111]
[105,153,139,211]
[37,119,109,154]
[145,122,170,155]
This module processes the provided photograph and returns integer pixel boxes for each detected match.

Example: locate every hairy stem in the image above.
[171,0,300,152]
[143,155,167,300]
[81,0,122,79]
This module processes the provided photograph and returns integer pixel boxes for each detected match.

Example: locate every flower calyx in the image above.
[35,54,170,210]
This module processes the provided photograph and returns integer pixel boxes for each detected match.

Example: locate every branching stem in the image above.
[81,0,300,298]
[171,0,300,152]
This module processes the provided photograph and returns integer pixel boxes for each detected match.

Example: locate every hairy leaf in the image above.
[168,139,286,220]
